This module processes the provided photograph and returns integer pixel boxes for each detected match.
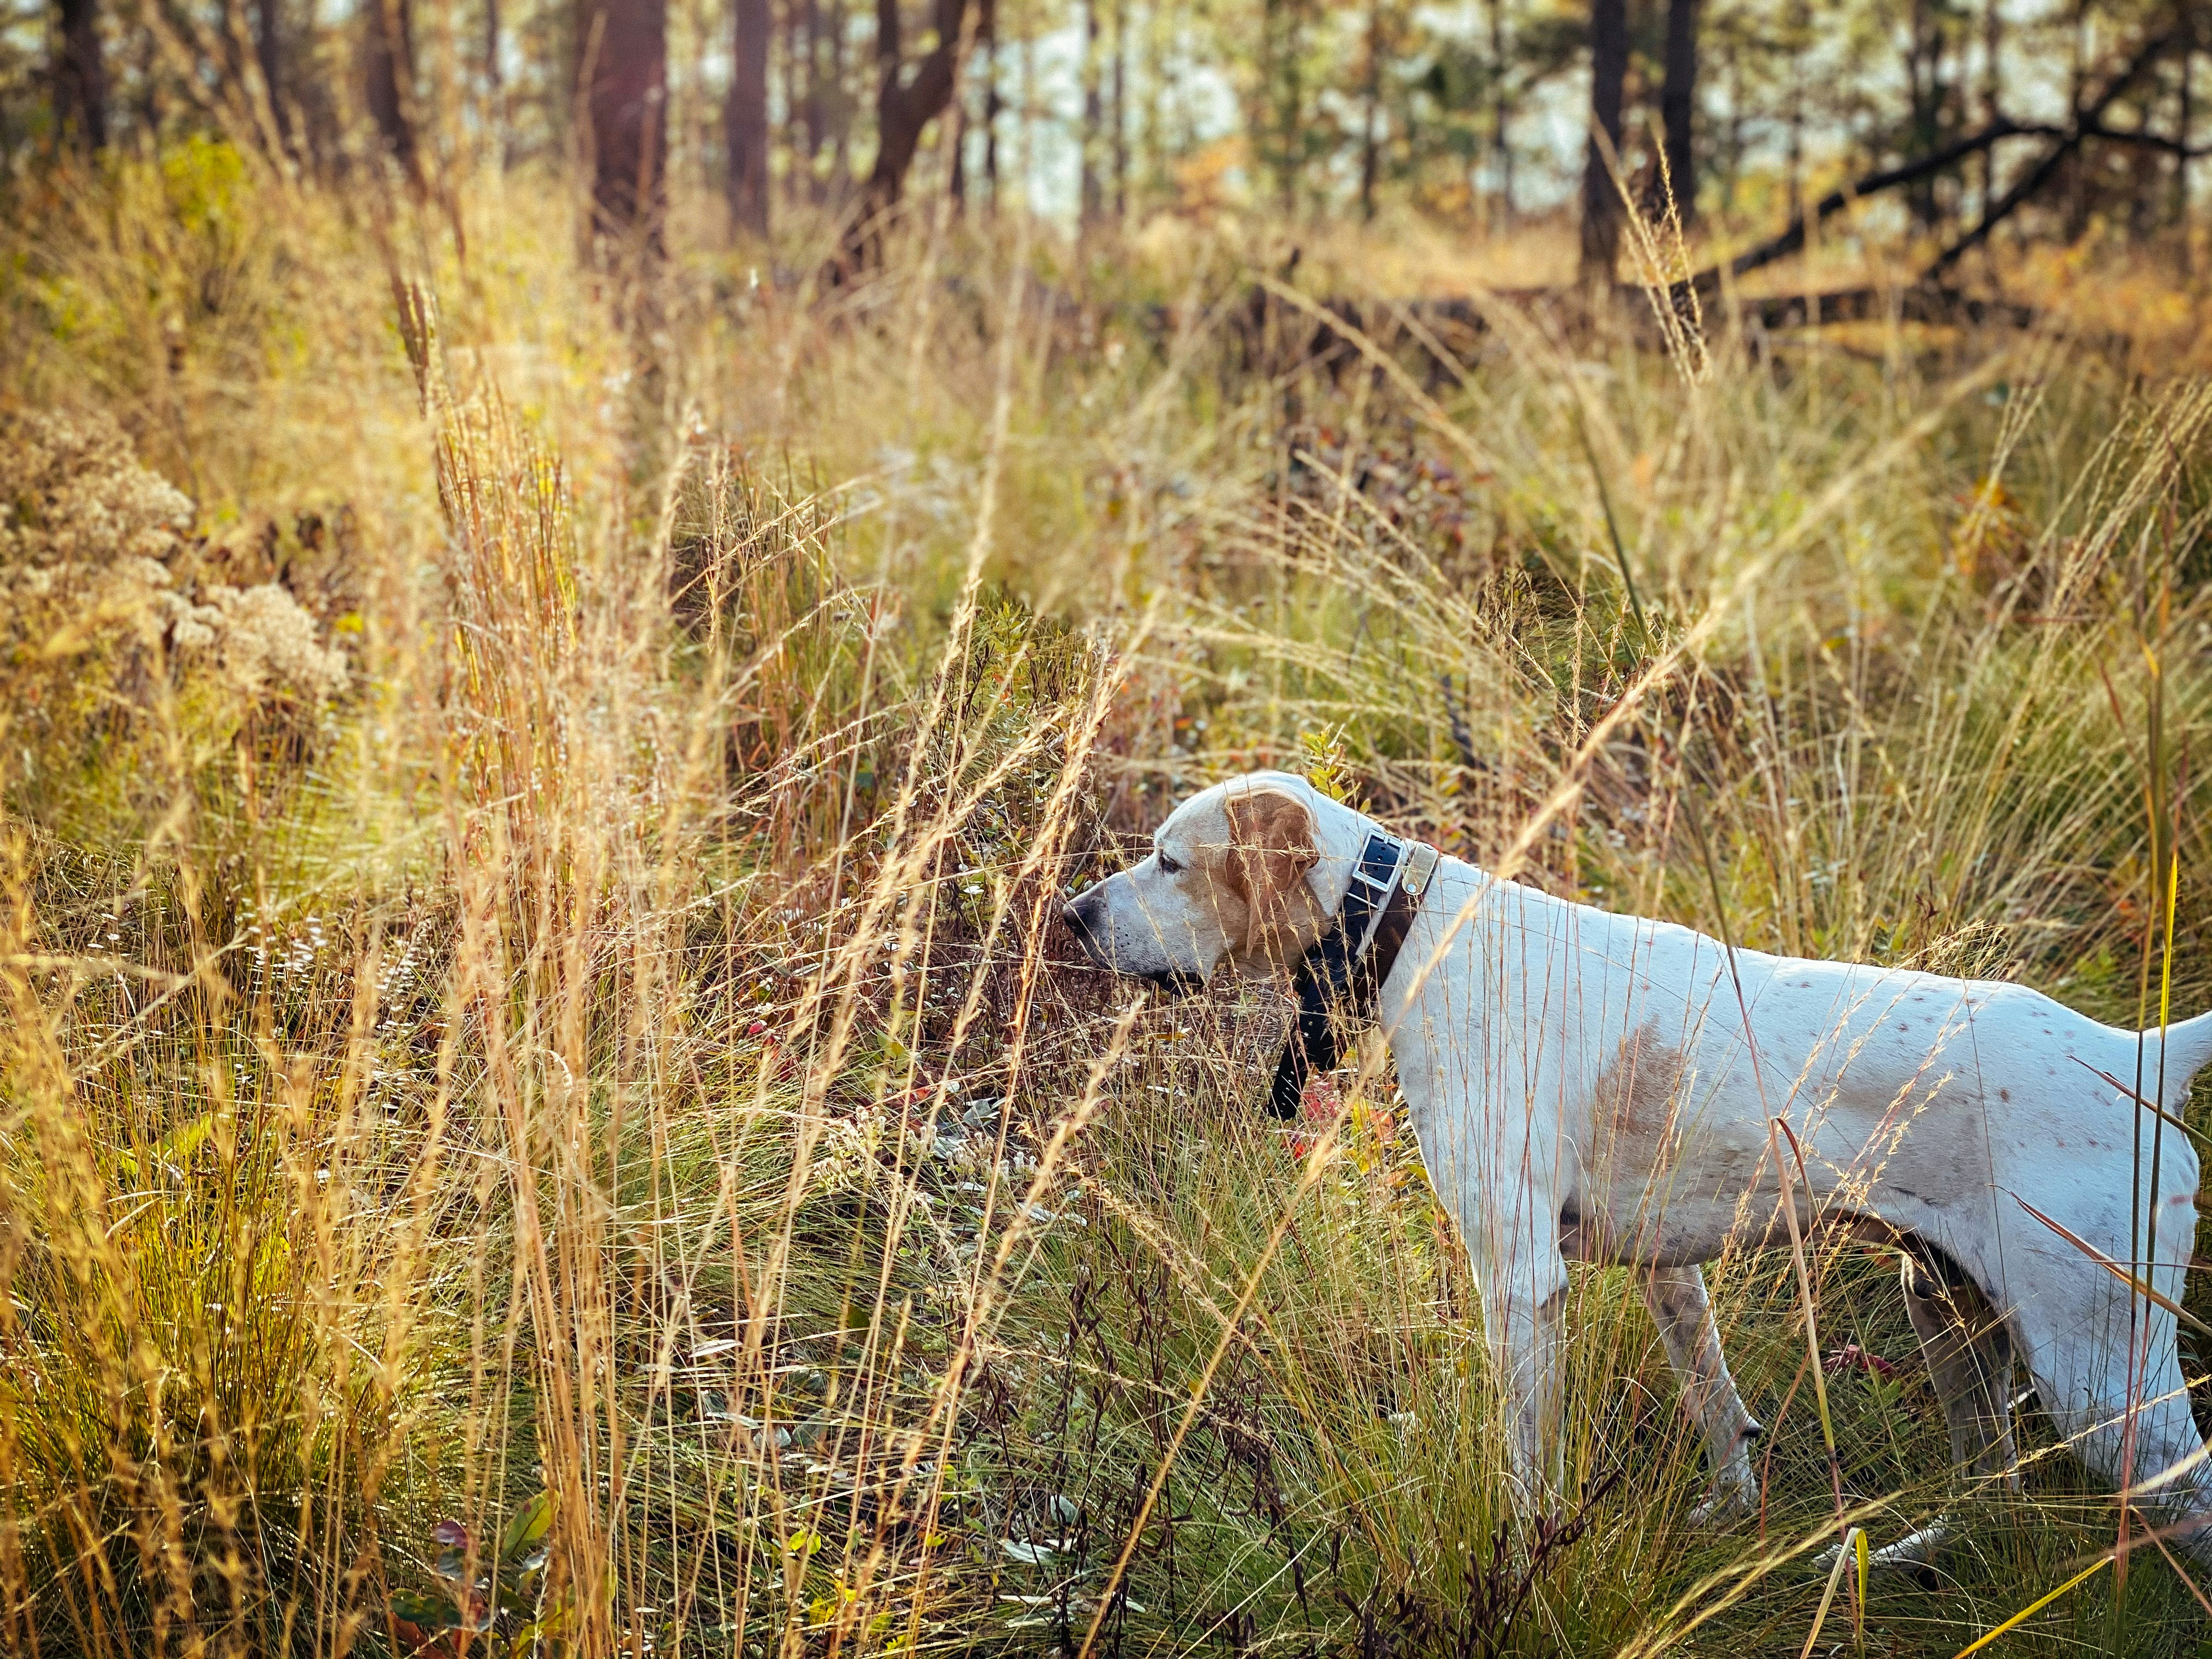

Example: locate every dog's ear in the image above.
[1221,787,1319,960]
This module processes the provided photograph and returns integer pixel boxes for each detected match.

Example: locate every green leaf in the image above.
[115,1110,215,1182]
[499,1491,555,1561]
[388,1588,461,1631]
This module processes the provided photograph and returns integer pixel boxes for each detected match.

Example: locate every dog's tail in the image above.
[2143,1008,2212,1104]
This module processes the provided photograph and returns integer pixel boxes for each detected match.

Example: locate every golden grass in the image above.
[4,142,2212,1658]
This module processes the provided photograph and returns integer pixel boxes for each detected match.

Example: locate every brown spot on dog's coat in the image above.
[1593,1023,1689,1164]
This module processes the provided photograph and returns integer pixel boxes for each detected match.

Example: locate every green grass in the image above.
[5,144,2212,1657]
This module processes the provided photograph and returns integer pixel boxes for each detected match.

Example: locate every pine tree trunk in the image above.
[727,0,772,235]
[1080,0,1102,224]
[1660,0,1698,222]
[1111,0,1127,218]
[2176,34,2194,273]
[54,0,108,149]
[481,0,505,167]
[1274,0,1303,216]
[833,0,969,273]
[1579,0,1629,285]
[580,0,670,247]
[826,0,850,198]
[982,0,1000,211]
[255,0,289,143]
[1489,0,1511,229]
[1358,0,1383,222]
[1905,0,1942,226]
[1979,0,2001,217]
[363,0,419,182]
[794,0,819,199]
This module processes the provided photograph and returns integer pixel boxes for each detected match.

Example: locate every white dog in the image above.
[1063,770,2212,1564]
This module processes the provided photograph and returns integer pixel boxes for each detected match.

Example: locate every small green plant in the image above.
[388,1494,561,1658]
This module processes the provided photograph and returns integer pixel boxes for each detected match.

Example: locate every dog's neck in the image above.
[1291,788,1463,915]
[1289,783,1490,1014]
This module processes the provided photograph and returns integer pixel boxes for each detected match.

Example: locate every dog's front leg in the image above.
[1475,1242,1573,1516]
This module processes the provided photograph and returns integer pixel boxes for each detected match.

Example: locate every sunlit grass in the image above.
[3,144,2212,1657]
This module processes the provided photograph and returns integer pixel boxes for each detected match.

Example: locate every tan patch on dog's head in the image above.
[1218,787,1324,971]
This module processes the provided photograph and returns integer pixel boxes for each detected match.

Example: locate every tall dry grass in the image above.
[4,142,2212,1658]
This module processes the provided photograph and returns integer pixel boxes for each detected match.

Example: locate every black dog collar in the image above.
[1266,829,1438,1118]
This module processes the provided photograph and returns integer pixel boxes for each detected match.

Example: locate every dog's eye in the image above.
[1156,851,1182,876]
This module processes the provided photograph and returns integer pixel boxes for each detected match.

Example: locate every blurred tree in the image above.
[1978,0,2001,217]
[254,0,288,145]
[52,0,106,149]
[1111,0,1127,217]
[486,0,504,108]
[1581,0,1628,282]
[363,0,420,183]
[1660,0,1697,219]
[1903,0,1968,227]
[728,0,772,233]
[9,0,2209,296]
[1256,0,1308,217]
[834,0,970,270]
[1358,0,1389,221]
[580,0,669,245]
[1082,0,1102,222]
[2175,4,2195,272]
[1488,0,1512,225]
[824,0,851,193]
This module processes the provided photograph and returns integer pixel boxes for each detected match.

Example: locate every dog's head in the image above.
[1060,772,1334,989]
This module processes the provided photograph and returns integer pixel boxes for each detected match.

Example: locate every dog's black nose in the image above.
[1060,896,1099,950]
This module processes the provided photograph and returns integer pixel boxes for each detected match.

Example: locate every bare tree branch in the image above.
[1925,28,2176,279]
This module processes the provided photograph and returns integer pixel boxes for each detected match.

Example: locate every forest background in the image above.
[8,0,2212,1656]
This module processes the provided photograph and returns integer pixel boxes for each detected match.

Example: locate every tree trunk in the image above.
[982,0,1000,210]
[1784,16,1804,228]
[949,87,967,207]
[1080,0,1102,223]
[826,0,850,196]
[1489,0,1511,229]
[832,0,969,273]
[1272,0,1304,216]
[580,0,670,246]
[254,0,289,142]
[1659,0,1698,222]
[54,0,108,149]
[1722,38,1743,215]
[1979,0,2001,216]
[1579,0,1629,285]
[363,0,420,182]
[1111,0,1127,218]
[786,0,808,202]
[727,0,772,235]
[1358,0,1383,222]
[2176,32,2194,273]
[1905,0,1944,225]
[482,0,505,166]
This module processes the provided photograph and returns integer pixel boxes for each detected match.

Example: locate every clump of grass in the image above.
[3,146,2212,1659]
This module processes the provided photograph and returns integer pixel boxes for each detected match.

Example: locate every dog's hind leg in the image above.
[1640,1264,1762,1522]
[1900,1251,2019,1492]
[1842,1252,2023,1581]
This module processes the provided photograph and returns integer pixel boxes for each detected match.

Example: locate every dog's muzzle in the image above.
[1058,893,1205,995]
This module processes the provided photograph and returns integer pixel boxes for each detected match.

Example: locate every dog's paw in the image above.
[1688,1463,1756,1527]
[1812,1522,1949,1590]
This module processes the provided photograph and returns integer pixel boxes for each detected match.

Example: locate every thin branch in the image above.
[1926,29,2178,279]
[1712,117,2052,285]
[2079,120,2212,159]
